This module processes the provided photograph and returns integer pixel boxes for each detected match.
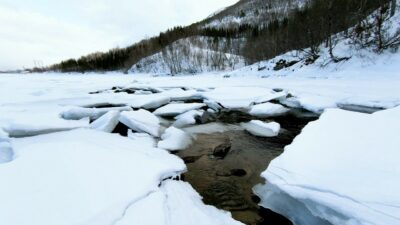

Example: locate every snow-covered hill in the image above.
[203,0,307,29]
[129,37,246,75]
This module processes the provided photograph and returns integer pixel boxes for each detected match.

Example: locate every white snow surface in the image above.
[173,110,204,128]
[119,109,162,137]
[61,106,132,120]
[256,107,400,225]
[115,180,243,225]
[241,120,281,137]
[158,126,193,151]
[0,129,186,225]
[127,130,157,148]
[154,103,206,117]
[90,110,120,133]
[249,102,290,117]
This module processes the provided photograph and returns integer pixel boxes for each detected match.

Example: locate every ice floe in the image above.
[90,110,120,132]
[119,110,162,137]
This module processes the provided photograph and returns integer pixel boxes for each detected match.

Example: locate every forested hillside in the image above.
[45,0,398,74]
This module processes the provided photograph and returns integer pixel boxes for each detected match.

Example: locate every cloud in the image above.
[0,0,237,70]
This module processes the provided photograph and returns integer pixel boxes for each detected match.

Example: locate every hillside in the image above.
[47,0,395,74]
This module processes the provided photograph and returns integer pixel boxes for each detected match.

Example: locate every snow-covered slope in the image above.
[228,2,400,80]
[129,37,245,75]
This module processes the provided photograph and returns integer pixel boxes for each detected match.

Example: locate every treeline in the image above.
[243,0,394,63]
[49,0,396,73]
[50,25,198,72]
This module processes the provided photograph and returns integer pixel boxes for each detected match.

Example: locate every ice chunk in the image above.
[119,110,162,137]
[129,95,170,109]
[90,111,120,133]
[280,97,302,108]
[0,142,13,163]
[158,127,193,151]
[258,107,400,225]
[173,110,204,128]
[241,120,280,137]
[61,106,132,120]
[154,103,206,117]
[0,129,185,225]
[204,99,222,112]
[249,103,290,117]
[128,130,156,148]
[253,91,288,104]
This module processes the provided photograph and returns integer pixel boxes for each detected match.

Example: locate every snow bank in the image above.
[154,103,206,117]
[249,103,290,117]
[241,120,280,137]
[158,127,193,151]
[119,110,162,137]
[256,107,400,225]
[0,129,185,225]
[90,111,120,132]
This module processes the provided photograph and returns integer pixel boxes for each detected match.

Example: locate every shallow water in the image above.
[177,112,318,225]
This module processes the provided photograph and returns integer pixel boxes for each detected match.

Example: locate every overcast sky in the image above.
[0,0,237,70]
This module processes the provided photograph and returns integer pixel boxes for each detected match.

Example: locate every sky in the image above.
[0,0,237,70]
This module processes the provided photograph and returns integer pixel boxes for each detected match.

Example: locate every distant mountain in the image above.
[48,0,395,75]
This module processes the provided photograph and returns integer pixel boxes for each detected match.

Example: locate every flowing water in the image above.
[177,111,319,225]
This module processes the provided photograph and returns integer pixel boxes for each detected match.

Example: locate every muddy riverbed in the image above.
[177,112,319,225]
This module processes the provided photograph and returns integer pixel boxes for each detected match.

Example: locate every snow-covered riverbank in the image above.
[0,72,399,225]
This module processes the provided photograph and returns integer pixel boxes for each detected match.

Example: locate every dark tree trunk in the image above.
[391,0,397,16]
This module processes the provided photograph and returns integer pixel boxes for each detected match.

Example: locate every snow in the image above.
[0,129,185,225]
[158,126,193,151]
[202,87,275,109]
[173,110,204,128]
[249,102,290,117]
[256,107,400,225]
[160,88,201,101]
[119,110,162,137]
[0,142,13,163]
[127,130,157,148]
[115,180,244,225]
[154,103,206,117]
[128,94,170,109]
[4,117,90,138]
[90,110,120,132]
[61,106,132,120]
[241,120,281,137]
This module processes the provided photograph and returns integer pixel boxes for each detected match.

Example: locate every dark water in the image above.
[177,112,318,225]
